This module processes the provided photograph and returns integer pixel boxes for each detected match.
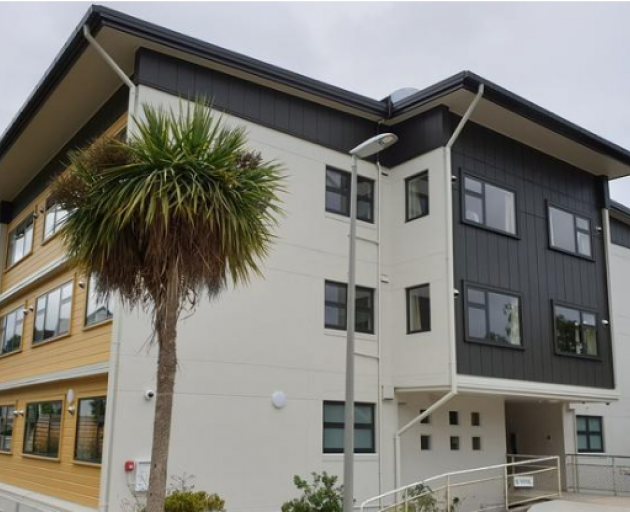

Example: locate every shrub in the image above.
[163,490,226,512]
[281,472,343,512]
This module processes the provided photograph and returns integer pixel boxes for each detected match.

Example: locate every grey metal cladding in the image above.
[10,86,129,219]
[135,49,379,155]
[611,218,630,249]
[451,114,614,389]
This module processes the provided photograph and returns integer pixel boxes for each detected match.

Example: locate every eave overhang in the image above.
[1,5,630,205]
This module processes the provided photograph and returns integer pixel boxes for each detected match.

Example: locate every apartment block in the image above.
[0,6,630,512]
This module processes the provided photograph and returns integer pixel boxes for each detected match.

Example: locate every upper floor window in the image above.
[407,284,431,333]
[405,172,429,221]
[548,205,592,258]
[43,201,69,240]
[325,167,374,223]
[554,303,598,357]
[325,281,374,334]
[0,307,23,356]
[85,277,113,327]
[577,415,604,453]
[0,405,13,452]
[75,396,107,464]
[23,400,63,458]
[323,401,375,454]
[466,285,522,347]
[34,282,73,344]
[6,215,34,267]
[463,176,516,236]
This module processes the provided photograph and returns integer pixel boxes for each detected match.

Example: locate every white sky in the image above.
[1,1,629,203]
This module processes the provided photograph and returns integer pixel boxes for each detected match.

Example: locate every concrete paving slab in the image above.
[530,497,630,511]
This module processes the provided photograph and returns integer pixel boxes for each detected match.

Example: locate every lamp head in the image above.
[350,133,398,159]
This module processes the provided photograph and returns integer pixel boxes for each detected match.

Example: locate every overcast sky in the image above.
[1,2,629,203]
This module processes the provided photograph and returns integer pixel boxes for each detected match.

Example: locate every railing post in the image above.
[556,456,562,498]
[504,465,509,511]
[446,475,451,512]
[613,456,618,496]
[404,488,408,512]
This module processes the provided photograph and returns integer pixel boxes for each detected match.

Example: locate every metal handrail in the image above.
[360,456,561,512]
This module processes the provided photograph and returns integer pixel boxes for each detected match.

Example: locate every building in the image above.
[0,5,630,512]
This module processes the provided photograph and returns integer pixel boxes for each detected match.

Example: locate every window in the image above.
[0,405,13,452]
[0,307,23,356]
[449,411,459,426]
[75,397,106,463]
[420,409,430,425]
[554,304,598,357]
[34,282,73,343]
[450,436,460,451]
[325,167,374,223]
[471,412,481,427]
[548,206,592,258]
[463,176,516,235]
[407,285,431,333]
[406,172,429,221]
[577,416,604,453]
[420,435,431,451]
[323,401,375,453]
[325,281,374,334]
[472,437,482,451]
[466,285,522,347]
[43,201,69,240]
[23,400,63,458]
[6,215,34,267]
[85,277,113,327]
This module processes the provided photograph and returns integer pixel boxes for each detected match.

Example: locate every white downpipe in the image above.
[376,160,384,496]
[83,25,135,512]
[82,25,139,130]
[601,208,619,391]
[393,84,484,489]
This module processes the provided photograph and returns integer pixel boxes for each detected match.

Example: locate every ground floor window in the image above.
[323,401,375,453]
[577,415,604,453]
[75,397,106,463]
[23,400,63,458]
[0,405,13,452]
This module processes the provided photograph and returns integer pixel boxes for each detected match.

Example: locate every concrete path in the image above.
[530,494,630,511]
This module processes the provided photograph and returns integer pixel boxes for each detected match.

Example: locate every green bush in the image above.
[163,490,225,512]
[281,472,343,512]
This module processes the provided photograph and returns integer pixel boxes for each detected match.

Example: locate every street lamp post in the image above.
[343,133,398,512]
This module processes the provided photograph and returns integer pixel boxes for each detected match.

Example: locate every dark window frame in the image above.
[74,396,107,464]
[324,280,375,334]
[547,202,594,261]
[576,415,604,454]
[420,435,431,451]
[322,401,376,454]
[43,200,70,241]
[6,215,34,268]
[471,412,481,427]
[464,282,524,350]
[405,171,429,222]
[552,300,600,360]
[0,404,14,453]
[406,284,431,334]
[419,409,430,425]
[85,277,114,328]
[450,436,460,451]
[23,400,63,459]
[472,436,482,451]
[0,306,24,356]
[449,411,459,426]
[325,167,375,224]
[461,173,519,238]
[33,281,74,344]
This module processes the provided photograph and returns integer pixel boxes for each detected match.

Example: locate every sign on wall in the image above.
[513,476,535,488]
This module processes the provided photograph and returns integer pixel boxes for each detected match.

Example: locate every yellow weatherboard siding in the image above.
[0,268,111,383]
[0,375,107,507]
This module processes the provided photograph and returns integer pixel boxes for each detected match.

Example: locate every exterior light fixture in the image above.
[271,391,287,409]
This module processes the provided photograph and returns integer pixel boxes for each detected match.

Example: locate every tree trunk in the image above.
[145,270,180,512]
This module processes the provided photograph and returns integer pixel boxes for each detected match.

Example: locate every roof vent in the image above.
[389,87,420,104]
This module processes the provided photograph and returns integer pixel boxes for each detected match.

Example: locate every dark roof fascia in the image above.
[610,200,630,220]
[93,6,387,118]
[0,6,103,164]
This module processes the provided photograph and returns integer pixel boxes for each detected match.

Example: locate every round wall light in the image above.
[271,391,287,409]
